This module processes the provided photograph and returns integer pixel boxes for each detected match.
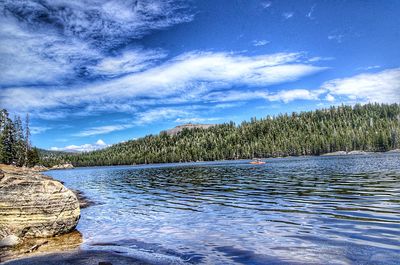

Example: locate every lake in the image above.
[46,153,400,265]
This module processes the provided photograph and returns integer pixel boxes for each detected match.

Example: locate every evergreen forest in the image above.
[38,103,400,167]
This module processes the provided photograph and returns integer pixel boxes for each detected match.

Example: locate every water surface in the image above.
[47,153,400,265]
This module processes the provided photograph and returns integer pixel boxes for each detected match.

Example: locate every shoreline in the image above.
[48,149,400,170]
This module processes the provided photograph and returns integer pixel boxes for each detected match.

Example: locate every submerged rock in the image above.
[0,165,80,250]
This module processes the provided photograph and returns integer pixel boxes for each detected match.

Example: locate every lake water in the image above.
[47,153,400,265]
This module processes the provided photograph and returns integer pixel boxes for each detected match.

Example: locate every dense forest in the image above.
[40,103,400,167]
[0,109,40,166]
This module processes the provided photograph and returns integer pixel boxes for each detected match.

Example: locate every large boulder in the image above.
[0,166,80,247]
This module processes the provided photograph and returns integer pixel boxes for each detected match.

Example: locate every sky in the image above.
[0,0,399,151]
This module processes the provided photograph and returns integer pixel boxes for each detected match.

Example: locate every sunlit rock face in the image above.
[0,166,80,247]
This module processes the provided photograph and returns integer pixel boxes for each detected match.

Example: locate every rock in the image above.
[347,150,371,155]
[321,151,348,156]
[51,163,74,170]
[387,149,400,153]
[322,150,374,156]
[31,165,49,172]
[0,235,20,247]
[0,165,80,247]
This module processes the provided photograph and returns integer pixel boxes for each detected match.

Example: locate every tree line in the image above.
[40,103,400,167]
[0,109,40,167]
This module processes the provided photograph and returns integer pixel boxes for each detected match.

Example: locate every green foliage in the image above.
[41,103,400,167]
[0,109,37,167]
[27,147,40,167]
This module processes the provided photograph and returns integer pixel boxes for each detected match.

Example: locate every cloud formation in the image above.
[50,139,109,152]
[74,124,133,137]
[252,40,270,46]
[1,52,326,116]
[0,0,192,87]
[321,68,400,103]
[2,0,192,48]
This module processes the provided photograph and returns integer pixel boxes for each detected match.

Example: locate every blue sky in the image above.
[1,0,399,151]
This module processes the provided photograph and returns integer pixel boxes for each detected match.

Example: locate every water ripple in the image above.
[48,153,400,264]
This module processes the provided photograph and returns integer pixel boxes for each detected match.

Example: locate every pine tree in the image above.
[14,116,25,166]
[24,114,31,167]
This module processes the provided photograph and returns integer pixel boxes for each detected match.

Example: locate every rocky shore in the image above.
[321,150,388,156]
[0,164,81,262]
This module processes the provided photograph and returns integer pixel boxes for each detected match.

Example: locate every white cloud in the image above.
[308,56,334,62]
[252,40,270,46]
[0,18,76,86]
[321,68,400,103]
[261,1,272,9]
[213,102,245,109]
[74,124,133,137]
[306,5,316,19]
[328,34,344,43]
[0,0,192,87]
[204,88,324,104]
[91,49,167,76]
[267,89,323,103]
[95,139,107,146]
[2,0,193,48]
[73,107,194,137]
[136,108,191,125]
[325,94,335,102]
[50,139,110,152]
[282,12,294,19]
[204,90,270,102]
[30,126,51,135]
[357,65,381,71]
[1,52,326,116]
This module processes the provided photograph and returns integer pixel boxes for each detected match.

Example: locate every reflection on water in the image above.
[47,153,400,264]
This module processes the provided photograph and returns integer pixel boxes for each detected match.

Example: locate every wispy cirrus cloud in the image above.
[203,88,324,103]
[2,0,193,49]
[90,49,167,77]
[261,1,272,9]
[73,124,133,137]
[306,4,316,19]
[0,0,193,87]
[1,52,326,116]
[136,108,191,125]
[252,40,270,47]
[282,12,294,20]
[30,126,52,135]
[328,34,344,43]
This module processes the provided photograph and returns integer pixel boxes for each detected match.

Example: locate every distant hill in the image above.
[161,123,216,135]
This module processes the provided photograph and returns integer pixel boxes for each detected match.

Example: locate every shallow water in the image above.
[47,153,400,265]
